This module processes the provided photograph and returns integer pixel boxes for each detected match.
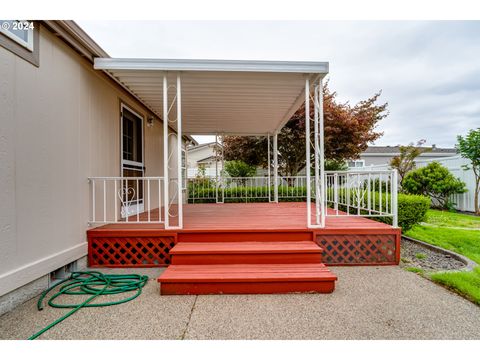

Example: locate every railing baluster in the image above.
[136,179,140,222]
[103,179,107,223]
[92,179,95,223]
[114,179,118,222]
[148,179,151,222]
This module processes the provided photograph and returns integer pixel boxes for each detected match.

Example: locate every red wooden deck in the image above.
[87,202,400,295]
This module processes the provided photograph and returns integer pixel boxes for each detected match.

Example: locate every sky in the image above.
[78,20,480,147]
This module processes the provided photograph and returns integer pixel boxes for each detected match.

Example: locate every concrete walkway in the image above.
[1,267,479,340]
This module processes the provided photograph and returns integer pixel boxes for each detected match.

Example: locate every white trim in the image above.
[0,242,87,297]
[95,58,329,74]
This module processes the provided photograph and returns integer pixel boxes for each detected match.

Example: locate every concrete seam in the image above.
[181,295,197,340]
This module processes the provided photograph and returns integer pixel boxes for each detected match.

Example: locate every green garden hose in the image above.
[28,271,148,340]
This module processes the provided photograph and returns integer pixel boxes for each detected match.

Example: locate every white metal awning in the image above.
[94,58,329,135]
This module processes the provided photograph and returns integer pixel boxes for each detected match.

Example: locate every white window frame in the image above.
[0,20,34,51]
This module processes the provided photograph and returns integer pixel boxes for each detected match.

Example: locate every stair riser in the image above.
[171,253,322,265]
[178,231,312,242]
[161,280,335,295]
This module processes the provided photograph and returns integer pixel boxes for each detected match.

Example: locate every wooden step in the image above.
[170,241,323,265]
[177,231,313,242]
[158,263,337,295]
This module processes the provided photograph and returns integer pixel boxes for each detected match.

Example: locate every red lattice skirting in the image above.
[315,232,400,265]
[88,235,177,267]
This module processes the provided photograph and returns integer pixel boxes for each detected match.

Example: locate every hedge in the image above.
[187,185,430,231]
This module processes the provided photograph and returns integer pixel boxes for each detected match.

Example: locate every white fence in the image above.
[415,155,477,212]
[88,177,164,224]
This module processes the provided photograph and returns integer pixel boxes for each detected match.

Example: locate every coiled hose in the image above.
[29,271,148,340]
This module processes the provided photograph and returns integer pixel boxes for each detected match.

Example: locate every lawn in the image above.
[404,209,480,305]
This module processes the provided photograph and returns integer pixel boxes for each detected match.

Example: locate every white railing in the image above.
[88,177,164,224]
[325,170,398,226]
[187,170,398,226]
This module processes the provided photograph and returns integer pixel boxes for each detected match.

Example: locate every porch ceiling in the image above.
[94,58,329,135]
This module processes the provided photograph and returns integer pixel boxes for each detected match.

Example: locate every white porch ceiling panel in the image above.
[94,58,329,135]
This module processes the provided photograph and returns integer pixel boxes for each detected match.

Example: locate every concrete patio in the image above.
[1,266,479,340]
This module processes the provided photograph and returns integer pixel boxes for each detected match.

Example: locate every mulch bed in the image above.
[400,238,465,272]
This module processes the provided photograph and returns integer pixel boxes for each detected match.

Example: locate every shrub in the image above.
[403,162,467,209]
[223,160,256,178]
[395,193,430,231]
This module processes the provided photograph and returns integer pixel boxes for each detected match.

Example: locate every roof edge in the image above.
[94,57,329,74]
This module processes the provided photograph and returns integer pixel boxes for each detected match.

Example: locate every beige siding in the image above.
[0,25,165,295]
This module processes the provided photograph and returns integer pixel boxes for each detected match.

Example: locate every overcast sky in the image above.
[78,20,480,147]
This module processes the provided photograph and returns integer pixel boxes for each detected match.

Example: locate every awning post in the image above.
[163,75,169,228]
[176,73,183,229]
[305,78,311,227]
[273,133,279,203]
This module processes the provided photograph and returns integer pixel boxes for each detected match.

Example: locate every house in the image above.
[187,141,223,177]
[348,145,457,168]
[0,21,191,313]
[1,20,400,309]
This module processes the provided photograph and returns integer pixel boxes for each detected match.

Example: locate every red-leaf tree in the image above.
[223,82,387,175]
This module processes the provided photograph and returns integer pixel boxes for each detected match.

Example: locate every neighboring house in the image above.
[348,145,457,168]
[0,21,189,314]
[187,142,223,177]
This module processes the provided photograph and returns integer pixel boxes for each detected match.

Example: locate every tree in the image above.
[223,160,256,178]
[223,82,387,175]
[389,140,431,186]
[402,162,467,210]
[457,128,480,214]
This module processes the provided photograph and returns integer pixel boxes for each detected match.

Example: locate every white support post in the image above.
[314,84,320,225]
[273,132,279,203]
[318,79,326,227]
[176,73,183,228]
[392,169,398,228]
[163,74,169,228]
[215,133,219,203]
[267,134,271,202]
[305,78,311,227]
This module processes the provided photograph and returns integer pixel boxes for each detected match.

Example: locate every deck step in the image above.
[158,263,337,295]
[170,241,323,265]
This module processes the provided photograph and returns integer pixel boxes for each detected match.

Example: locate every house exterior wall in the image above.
[359,152,457,167]
[0,24,167,298]
[187,145,222,177]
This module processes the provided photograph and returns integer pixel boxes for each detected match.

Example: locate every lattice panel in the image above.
[316,234,397,265]
[89,237,176,267]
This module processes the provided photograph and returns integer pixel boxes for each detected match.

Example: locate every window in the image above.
[0,20,34,51]
[0,20,39,66]
[347,160,365,168]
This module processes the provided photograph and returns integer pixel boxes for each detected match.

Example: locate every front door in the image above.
[121,104,144,218]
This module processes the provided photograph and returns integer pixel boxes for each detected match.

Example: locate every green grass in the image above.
[423,209,480,229]
[431,268,480,305]
[415,253,427,260]
[405,267,425,274]
[404,210,480,305]
[405,226,480,264]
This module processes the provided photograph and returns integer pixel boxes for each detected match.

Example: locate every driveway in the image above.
[1,266,479,340]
